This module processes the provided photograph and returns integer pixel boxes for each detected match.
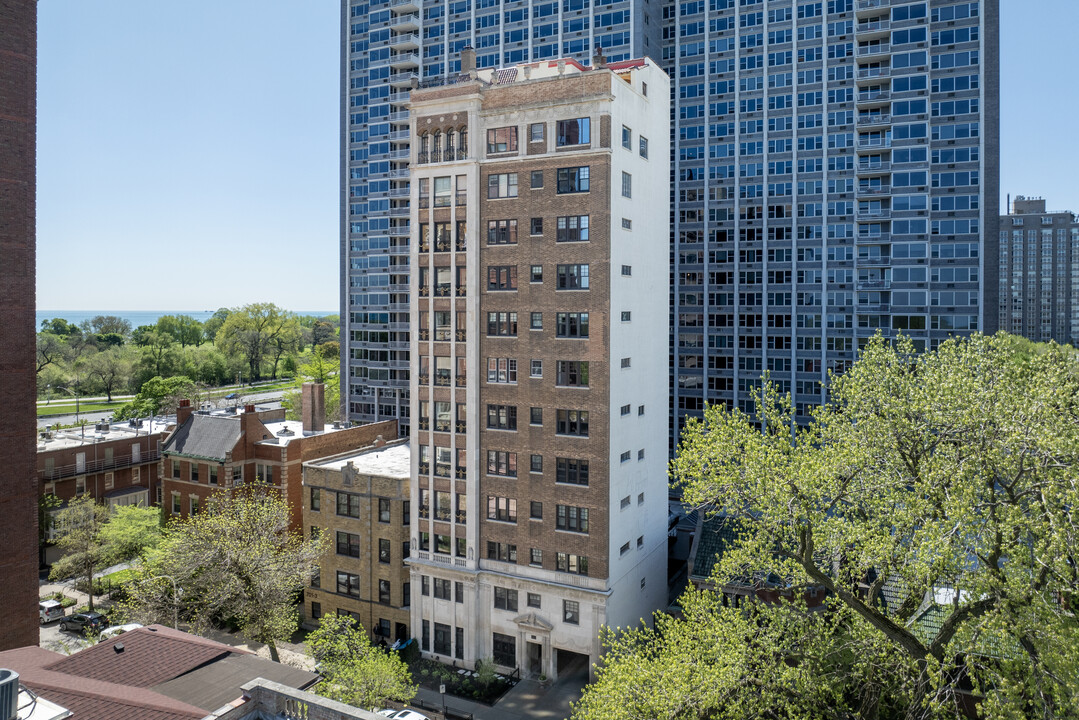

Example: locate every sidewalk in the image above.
[414,673,587,720]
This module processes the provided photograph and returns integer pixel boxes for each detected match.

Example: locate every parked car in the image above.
[377,711,430,720]
[59,612,108,635]
[39,600,65,625]
[98,623,143,642]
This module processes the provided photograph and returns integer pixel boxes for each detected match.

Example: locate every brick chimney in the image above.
[302,382,325,434]
[176,399,194,427]
[460,45,476,77]
[592,45,606,69]
[244,404,256,414]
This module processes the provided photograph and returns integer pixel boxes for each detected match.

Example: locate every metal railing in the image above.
[40,448,161,481]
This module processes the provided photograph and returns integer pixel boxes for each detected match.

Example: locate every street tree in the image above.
[574,334,1079,720]
[48,496,112,612]
[127,484,325,661]
[306,613,416,710]
[98,504,162,564]
[113,375,195,420]
[216,303,299,382]
[88,347,132,402]
[202,308,231,344]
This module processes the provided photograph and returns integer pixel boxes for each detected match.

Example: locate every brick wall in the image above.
[0,0,40,649]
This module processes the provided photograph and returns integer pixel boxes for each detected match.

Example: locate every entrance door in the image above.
[75,452,86,474]
[527,642,542,676]
[396,622,409,643]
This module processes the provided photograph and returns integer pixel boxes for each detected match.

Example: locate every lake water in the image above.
[36,310,337,330]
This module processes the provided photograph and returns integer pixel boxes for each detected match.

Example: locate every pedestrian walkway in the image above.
[413,671,588,720]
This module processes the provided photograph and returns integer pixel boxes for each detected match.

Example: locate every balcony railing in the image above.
[857,43,890,57]
[857,67,890,80]
[40,448,161,481]
[857,113,891,127]
[858,184,892,195]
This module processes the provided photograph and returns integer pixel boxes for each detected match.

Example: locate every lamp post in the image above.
[146,574,181,629]
[53,385,80,424]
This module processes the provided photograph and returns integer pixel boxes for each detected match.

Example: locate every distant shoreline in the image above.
[37,309,337,329]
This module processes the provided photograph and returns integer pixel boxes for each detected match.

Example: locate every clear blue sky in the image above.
[35,1,1078,311]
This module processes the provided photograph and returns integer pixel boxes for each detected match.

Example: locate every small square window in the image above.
[620,451,631,463]
[527,592,541,608]
[530,123,544,142]
[620,404,630,416]
[530,454,543,473]
[621,172,632,198]
[639,136,649,158]
[530,548,543,566]
[637,535,644,548]
[530,359,543,377]
[530,501,543,519]
[531,170,544,189]
[530,407,543,425]
[621,217,632,230]
[621,125,631,150]
[530,265,543,282]
[563,599,579,625]
[621,265,632,276]
[642,81,648,96]
[637,492,645,505]
[638,405,645,415]
[620,541,630,556]
[530,217,543,235]
[638,449,645,460]
[621,311,631,321]
[621,357,631,368]
[640,577,646,589]
[530,312,543,330]
[620,496,631,509]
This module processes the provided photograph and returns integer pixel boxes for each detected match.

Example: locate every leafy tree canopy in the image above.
[113,375,195,420]
[574,334,1079,720]
[307,613,416,710]
[126,484,324,661]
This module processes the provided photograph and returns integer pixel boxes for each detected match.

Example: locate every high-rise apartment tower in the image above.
[406,53,670,677]
[343,0,999,450]
[999,195,1079,345]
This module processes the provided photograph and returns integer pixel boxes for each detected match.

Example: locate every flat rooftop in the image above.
[38,418,171,452]
[306,440,410,479]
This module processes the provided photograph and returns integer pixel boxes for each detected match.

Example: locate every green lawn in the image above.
[38,401,123,417]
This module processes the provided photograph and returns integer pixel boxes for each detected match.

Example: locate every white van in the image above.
[39,600,65,625]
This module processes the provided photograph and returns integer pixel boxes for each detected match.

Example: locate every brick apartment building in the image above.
[0,0,41,648]
[407,52,670,679]
[161,384,397,531]
[37,419,169,563]
[303,438,412,644]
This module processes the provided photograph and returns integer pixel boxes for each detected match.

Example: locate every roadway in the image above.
[37,390,285,429]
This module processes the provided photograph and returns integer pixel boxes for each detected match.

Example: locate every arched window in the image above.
[419,133,430,163]
[432,131,442,161]
[458,128,468,156]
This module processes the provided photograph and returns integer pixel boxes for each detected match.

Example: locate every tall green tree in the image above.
[85,315,132,337]
[156,314,204,348]
[575,334,1079,720]
[98,504,162,563]
[216,303,300,382]
[88,347,132,402]
[49,496,113,612]
[113,375,195,420]
[307,614,416,710]
[126,484,325,661]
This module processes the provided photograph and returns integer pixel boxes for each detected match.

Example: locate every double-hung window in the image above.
[488,173,518,198]
[487,126,518,154]
[557,166,590,193]
[557,264,590,289]
[557,215,589,242]
[487,219,518,245]
[557,117,590,146]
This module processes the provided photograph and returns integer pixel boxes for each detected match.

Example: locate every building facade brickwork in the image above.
[0,0,41,649]
[303,439,412,644]
[406,56,670,679]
